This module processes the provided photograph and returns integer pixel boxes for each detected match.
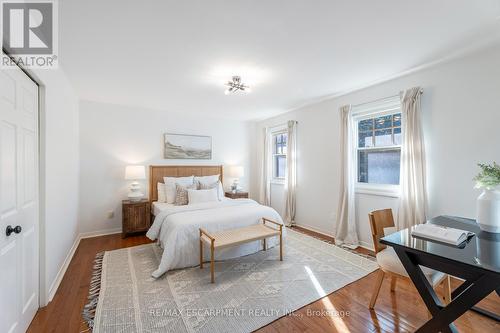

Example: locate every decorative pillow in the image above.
[198,180,223,201]
[174,183,196,206]
[188,188,218,204]
[164,176,194,204]
[157,182,167,203]
[198,180,218,190]
[194,174,219,185]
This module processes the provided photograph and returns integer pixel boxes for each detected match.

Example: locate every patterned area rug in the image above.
[290,226,376,261]
[84,229,378,333]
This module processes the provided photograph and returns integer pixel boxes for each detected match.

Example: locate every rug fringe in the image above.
[81,251,105,331]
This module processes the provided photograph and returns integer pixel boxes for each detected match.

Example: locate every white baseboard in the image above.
[79,228,122,239]
[295,222,335,238]
[294,223,375,252]
[46,228,122,303]
[358,240,375,252]
[47,235,80,302]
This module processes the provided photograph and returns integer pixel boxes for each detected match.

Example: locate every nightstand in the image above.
[122,199,151,238]
[224,191,249,199]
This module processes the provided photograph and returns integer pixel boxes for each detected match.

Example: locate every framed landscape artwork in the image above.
[164,133,212,159]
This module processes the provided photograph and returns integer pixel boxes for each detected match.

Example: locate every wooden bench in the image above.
[199,218,283,283]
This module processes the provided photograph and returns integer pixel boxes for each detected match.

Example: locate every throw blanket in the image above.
[146,199,285,278]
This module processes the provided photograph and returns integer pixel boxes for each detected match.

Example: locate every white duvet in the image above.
[146,199,285,278]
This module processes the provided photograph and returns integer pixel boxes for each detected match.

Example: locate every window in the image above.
[272,132,287,180]
[356,111,401,187]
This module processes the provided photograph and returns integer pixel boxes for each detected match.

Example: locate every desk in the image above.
[381,216,500,333]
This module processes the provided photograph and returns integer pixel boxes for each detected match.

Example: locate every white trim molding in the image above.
[295,223,375,252]
[352,96,402,198]
[355,183,400,198]
[46,228,122,303]
[47,235,80,302]
[79,228,122,239]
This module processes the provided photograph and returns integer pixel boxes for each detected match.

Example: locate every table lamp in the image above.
[227,165,244,192]
[125,165,146,201]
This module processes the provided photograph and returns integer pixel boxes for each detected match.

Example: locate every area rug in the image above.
[83,229,378,333]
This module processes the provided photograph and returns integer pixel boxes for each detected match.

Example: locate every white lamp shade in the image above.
[227,165,244,178]
[125,165,146,180]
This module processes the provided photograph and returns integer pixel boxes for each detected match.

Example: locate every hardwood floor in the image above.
[28,229,499,333]
[28,234,154,333]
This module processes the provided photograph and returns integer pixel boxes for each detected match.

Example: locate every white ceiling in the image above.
[60,0,500,121]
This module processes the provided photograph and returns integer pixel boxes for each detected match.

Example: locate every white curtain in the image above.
[284,120,297,226]
[334,105,359,248]
[397,87,427,229]
[259,127,271,206]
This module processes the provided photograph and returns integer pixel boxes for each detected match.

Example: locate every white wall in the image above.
[29,68,80,305]
[78,101,255,234]
[255,43,500,249]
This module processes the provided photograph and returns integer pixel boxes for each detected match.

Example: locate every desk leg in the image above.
[393,247,500,333]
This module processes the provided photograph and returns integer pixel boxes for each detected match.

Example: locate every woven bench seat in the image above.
[199,218,283,283]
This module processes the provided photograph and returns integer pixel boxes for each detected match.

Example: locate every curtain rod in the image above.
[351,88,423,109]
[268,120,298,131]
[351,94,399,108]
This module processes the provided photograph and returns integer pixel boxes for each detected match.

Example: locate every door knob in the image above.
[6,225,22,236]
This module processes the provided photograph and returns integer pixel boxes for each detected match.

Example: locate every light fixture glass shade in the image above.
[125,165,146,180]
[227,165,244,178]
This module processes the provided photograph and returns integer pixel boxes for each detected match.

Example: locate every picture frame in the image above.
[164,133,212,160]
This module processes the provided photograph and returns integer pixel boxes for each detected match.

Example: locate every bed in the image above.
[146,165,285,278]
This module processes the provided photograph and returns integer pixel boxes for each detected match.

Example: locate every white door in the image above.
[0,66,39,333]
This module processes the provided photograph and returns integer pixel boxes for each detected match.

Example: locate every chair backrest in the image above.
[368,209,395,254]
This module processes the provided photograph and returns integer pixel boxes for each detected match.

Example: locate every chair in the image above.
[368,209,451,309]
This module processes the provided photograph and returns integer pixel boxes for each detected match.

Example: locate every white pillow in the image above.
[195,174,219,184]
[164,176,194,204]
[157,182,167,203]
[195,175,223,200]
[187,188,218,204]
[198,180,224,201]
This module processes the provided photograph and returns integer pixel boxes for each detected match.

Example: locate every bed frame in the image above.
[148,165,224,203]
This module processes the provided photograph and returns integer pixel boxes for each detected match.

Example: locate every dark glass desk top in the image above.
[380,216,500,274]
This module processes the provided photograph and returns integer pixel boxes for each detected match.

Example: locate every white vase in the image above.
[476,188,500,233]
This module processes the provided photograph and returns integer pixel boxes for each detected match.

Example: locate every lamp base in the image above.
[128,181,144,201]
[231,179,241,193]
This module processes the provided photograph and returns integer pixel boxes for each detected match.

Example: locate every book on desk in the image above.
[411,223,475,246]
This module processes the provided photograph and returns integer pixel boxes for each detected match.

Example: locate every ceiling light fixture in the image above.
[224,76,251,95]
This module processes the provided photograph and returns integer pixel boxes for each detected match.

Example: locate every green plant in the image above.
[474,162,500,189]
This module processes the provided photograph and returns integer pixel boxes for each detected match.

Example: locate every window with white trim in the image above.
[353,97,402,191]
[272,131,287,181]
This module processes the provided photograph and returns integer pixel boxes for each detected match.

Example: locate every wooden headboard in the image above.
[149,165,223,202]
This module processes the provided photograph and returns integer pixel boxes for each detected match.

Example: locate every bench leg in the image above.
[200,239,203,269]
[263,238,266,251]
[210,240,215,283]
[279,232,283,261]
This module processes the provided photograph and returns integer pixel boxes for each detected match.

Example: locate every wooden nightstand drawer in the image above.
[224,191,249,199]
[122,199,150,238]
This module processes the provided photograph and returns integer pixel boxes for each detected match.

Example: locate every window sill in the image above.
[355,184,400,198]
[271,179,285,185]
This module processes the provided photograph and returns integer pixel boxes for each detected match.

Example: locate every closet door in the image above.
[0,66,39,333]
